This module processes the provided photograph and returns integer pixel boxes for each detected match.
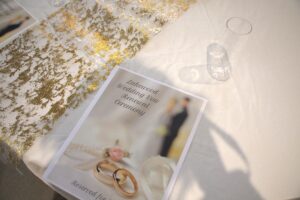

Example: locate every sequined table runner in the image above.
[0,0,195,164]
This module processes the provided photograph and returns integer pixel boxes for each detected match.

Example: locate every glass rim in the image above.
[226,17,253,36]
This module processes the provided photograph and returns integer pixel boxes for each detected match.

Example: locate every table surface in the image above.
[8,0,300,199]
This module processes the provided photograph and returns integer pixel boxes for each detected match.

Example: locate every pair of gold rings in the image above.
[93,160,138,198]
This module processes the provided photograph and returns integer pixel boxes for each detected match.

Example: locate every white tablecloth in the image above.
[17,0,300,199]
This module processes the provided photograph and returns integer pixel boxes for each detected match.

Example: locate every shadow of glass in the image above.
[178,65,225,85]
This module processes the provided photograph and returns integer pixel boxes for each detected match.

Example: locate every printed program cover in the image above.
[44,67,207,200]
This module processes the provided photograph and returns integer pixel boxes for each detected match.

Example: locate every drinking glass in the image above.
[178,16,252,83]
[207,17,252,81]
[207,43,231,81]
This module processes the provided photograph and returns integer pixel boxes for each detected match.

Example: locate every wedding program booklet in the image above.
[44,67,207,200]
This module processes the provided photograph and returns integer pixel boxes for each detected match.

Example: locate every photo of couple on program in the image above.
[44,68,206,200]
[158,97,190,157]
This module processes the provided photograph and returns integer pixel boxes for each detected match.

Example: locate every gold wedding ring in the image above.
[113,168,138,198]
[93,160,126,185]
[94,160,138,198]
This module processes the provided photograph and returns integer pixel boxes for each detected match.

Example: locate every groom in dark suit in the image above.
[160,97,190,157]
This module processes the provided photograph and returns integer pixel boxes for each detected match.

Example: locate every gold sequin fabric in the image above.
[0,0,195,163]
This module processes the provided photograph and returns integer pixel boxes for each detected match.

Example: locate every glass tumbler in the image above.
[207,43,231,81]
[207,17,252,81]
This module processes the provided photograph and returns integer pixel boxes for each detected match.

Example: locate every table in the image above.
[3,0,300,199]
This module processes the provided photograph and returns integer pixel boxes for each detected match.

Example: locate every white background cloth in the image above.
[17,0,300,199]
